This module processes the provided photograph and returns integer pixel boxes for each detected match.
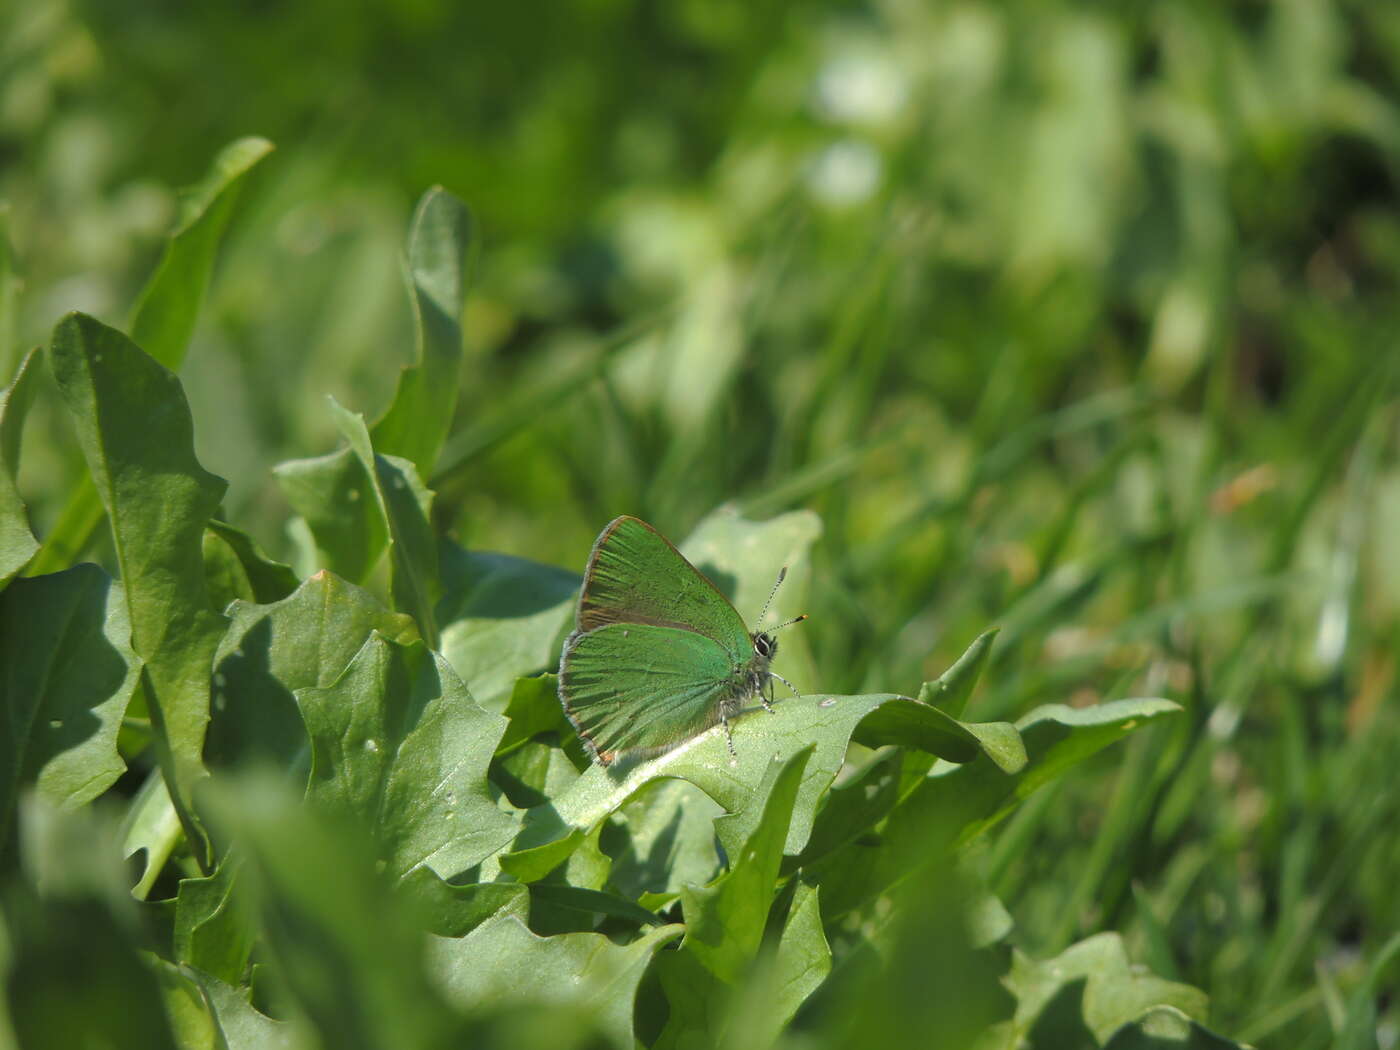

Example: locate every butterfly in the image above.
[557,516,805,765]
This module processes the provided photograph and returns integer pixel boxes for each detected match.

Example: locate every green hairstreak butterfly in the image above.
[558,516,806,765]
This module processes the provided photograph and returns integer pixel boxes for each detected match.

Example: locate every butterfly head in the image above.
[753,631,778,662]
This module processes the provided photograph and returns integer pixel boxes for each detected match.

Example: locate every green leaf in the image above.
[28,139,272,578]
[396,866,529,937]
[810,698,1181,919]
[5,800,179,1049]
[514,690,1021,878]
[425,912,682,1048]
[298,632,515,881]
[1,890,179,1050]
[497,675,575,753]
[653,750,814,1050]
[121,769,183,900]
[207,570,418,771]
[151,956,218,1050]
[330,398,441,648]
[371,187,474,476]
[437,545,578,713]
[174,853,253,986]
[202,520,299,609]
[0,565,138,854]
[1101,1008,1251,1049]
[786,748,902,872]
[1000,933,1212,1047]
[200,772,465,1050]
[273,445,386,583]
[682,747,813,983]
[48,312,230,864]
[767,881,832,1036]
[0,348,40,586]
[601,777,725,901]
[129,137,274,370]
[195,974,302,1050]
[918,628,999,718]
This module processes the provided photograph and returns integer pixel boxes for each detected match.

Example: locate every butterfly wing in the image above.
[574,516,752,657]
[559,622,739,763]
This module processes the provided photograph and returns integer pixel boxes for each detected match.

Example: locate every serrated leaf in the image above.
[174,853,252,986]
[0,348,39,586]
[196,974,302,1050]
[206,570,418,771]
[0,565,138,854]
[1001,933,1212,1047]
[437,545,577,713]
[512,691,1019,877]
[684,748,812,984]
[202,520,299,609]
[811,698,1182,919]
[298,632,515,881]
[48,312,230,864]
[372,187,473,475]
[29,139,272,578]
[397,866,529,937]
[425,912,682,1049]
[329,398,441,647]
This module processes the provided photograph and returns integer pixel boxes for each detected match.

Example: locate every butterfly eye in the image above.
[754,633,776,659]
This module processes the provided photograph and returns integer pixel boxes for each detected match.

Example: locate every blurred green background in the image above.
[4,0,1399,1044]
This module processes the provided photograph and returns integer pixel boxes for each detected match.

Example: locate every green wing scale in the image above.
[573,516,751,654]
[559,622,739,762]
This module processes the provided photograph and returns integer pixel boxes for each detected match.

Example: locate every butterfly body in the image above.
[558,516,796,765]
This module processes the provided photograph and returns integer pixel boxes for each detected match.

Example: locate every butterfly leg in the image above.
[768,670,801,699]
[719,710,737,757]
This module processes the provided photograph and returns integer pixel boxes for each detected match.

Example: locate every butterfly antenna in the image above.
[757,567,787,627]
[770,613,808,632]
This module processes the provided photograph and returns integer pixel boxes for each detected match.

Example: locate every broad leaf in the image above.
[298,632,515,880]
[437,545,577,713]
[196,974,303,1050]
[48,313,230,863]
[990,933,1217,1049]
[202,520,299,609]
[810,698,1182,918]
[207,570,418,771]
[29,139,272,577]
[426,912,682,1048]
[201,773,465,1050]
[506,690,1023,875]
[0,565,138,853]
[175,853,253,986]
[273,446,386,583]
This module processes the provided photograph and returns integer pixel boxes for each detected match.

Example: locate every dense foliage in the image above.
[2,2,1398,1047]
